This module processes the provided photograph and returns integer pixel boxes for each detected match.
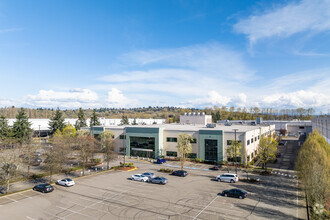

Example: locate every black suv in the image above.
[171,170,188,177]
[222,189,247,199]
[33,183,54,193]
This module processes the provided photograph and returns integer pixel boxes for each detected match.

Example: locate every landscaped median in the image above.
[111,162,137,171]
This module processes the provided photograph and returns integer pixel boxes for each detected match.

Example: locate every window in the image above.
[247,140,250,145]
[255,137,257,141]
[190,138,197,144]
[258,136,260,140]
[299,126,305,129]
[166,151,177,157]
[188,153,197,158]
[251,138,254,143]
[166,137,177,142]
[120,135,126,139]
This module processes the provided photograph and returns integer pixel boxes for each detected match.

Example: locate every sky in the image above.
[0,0,330,112]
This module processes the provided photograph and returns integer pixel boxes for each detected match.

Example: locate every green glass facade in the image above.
[199,130,223,161]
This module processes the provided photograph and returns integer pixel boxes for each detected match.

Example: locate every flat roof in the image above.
[101,123,272,133]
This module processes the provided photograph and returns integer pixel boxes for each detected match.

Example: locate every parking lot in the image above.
[0,157,306,220]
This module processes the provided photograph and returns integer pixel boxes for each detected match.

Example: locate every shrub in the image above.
[90,158,102,164]
[159,168,173,173]
[120,162,134,167]
[195,158,203,163]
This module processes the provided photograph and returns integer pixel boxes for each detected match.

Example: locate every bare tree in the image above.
[44,135,70,183]
[100,130,116,169]
[0,147,20,193]
[76,136,97,175]
[177,133,193,170]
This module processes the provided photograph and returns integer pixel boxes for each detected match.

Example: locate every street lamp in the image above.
[38,125,41,143]
[233,128,239,174]
[123,127,126,167]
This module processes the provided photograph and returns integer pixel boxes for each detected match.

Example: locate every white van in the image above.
[216,173,238,183]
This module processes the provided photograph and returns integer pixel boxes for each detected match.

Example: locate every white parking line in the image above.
[26,216,35,220]
[56,205,95,219]
[193,196,218,220]
[61,183,146,219]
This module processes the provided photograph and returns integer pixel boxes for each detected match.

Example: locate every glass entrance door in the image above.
[205,139,218,161]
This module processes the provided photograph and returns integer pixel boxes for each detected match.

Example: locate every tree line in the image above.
[296,131,329,219]
[0,106,316,123]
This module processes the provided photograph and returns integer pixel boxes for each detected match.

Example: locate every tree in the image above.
[0,115,10,140]
[226,140,242,163]
[257,136,278,171]
[76,136,97,175]
[12,108,32,144]
[44,135,70,183]
[120,115,129,125]
[100,130,115,169]
[132,118,138,125]
[0,148,20,193]
[90,109,101,127]
[62,124,77,137]
[295,131,329,218]
[177,133,193,170]
[75,108,87,130]
[49,109,65,135]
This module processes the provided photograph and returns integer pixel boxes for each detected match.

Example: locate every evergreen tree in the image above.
[120,115,129,125]
[132,118,138,125]
[90,109,100,127]
[0,115,10,139]
[49,108,65,135]
[75,108,87,130]
[12,108,32,143]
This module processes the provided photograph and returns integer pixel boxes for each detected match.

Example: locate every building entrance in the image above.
[205,139,218,161]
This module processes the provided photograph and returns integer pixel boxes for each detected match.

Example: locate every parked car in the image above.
[56,178,75,187]
[142,172,156,179]
[278,142,285,145]
[222,189,247,199]
[171,170,188,177]
[276,152,281,158]
[149,177,168,184]
[131,174,149,182]
[33,183,54,193]
[216,173,238,183]
[156,158,166,164]
[34,151,42,157]
[209,165,222,170]
[30,157,42,166]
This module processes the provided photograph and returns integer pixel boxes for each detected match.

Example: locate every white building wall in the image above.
[312,116,330,144]
[163,130,199,156]
[180,113,212,125]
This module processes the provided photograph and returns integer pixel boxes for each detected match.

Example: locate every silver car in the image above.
[149,177,168,185]
[142,172,156,179]
[216,173,238,183]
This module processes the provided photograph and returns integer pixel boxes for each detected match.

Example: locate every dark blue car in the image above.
[156,158,166,164]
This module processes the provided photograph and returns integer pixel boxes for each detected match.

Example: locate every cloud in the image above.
[261,90,330,109]
[24,89,99,108]
[234,0,330,44]
[106,88,138,108]
[185,91,231,107]
[95,43,255,105]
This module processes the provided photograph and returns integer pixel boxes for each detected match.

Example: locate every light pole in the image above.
[233,128,239,174]
[38,125,41,143]
[123,127,126,167]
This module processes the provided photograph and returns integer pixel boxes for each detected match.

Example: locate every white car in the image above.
[56,178,75,187]
[131,174,149,182]
[216,173,238,183]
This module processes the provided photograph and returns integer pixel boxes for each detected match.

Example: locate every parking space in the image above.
[0,159,305,219]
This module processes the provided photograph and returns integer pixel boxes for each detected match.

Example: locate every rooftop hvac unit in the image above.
[202,112,205,115]
[184,112,187,115]
[197,112,200,115]
[193,112,196,116]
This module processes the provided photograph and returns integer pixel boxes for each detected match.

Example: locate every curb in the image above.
[121,167,138,172]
